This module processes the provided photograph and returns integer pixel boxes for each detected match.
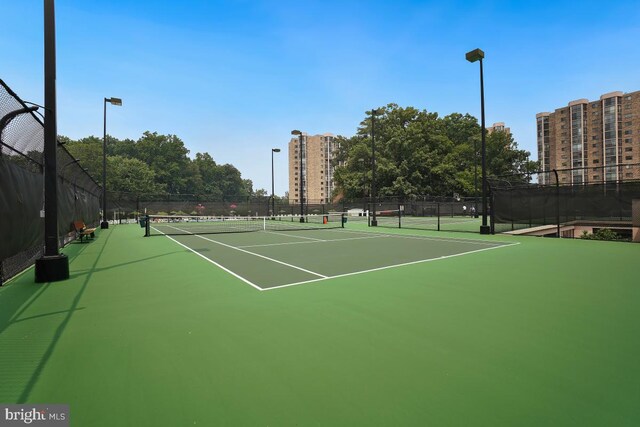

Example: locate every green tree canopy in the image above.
[333,104,538,200]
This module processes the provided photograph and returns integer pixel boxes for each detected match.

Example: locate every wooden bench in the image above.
[74,221,97,243]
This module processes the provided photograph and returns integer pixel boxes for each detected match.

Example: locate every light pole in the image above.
[370,109,380,226]
[35,0,69,282]
[101,96,122,229]
[466,48,490,234]
[271,148,281,217]
[291,130,305,222]
[474,137,478,218]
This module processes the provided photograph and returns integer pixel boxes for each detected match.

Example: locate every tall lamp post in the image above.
[370,109,380,226]
[35,0,69,282]
[101,96,122,229]
[466,48,490,234]
[271,148,281,217]
[291,130,305,222]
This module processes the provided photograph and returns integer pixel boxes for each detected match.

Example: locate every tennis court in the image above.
[2,220,639,426]
[150,220,515,290]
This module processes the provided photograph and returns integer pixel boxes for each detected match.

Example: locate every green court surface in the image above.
[159,227,513,290]
[1,223,639,426]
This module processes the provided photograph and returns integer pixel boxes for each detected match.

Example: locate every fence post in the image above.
[554,169,560,238]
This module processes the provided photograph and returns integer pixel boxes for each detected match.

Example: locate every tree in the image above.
[135,132,191,193]
[216,164,247,199]
[106,155,160,194]
[332,104,537,200]
[64,136,104,182]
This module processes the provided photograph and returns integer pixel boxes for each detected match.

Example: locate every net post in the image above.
[398,203,402,229]
[341,213,345,228]
[437,202,441,231]
[144,214,150,237]
[263,216,266,231]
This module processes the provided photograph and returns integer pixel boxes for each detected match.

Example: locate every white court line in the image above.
[265,230,325,241]
[237,234,387,249]
[153,224,520,292]
[158,232,263,291]
[191,233,327,278]
[337,227,513,246]
[160,225,326,278]
[260,242,521,291]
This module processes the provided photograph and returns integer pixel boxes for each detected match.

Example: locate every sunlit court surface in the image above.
[2,220,639,426]
[150,219,515,290]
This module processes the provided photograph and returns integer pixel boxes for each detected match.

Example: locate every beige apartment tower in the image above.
[288,133,340,205]
[537,90,640,185]
[487,122,510,135]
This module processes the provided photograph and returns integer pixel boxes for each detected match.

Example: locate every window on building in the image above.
[593,175,600,180]
[625,138,633,143]
[625,95,632,100]
[625,156,633,160]
[625,147,633,152]
[624,130,632,135]
[592,159,599,164]
[626,173,634,178]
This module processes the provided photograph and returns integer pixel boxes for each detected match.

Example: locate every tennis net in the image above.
[144,213,345,236]
[373,209,480,232]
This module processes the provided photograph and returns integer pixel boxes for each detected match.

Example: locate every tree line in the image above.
[61,131,267,199]
[331,104,538,200]
[61,104,537,203]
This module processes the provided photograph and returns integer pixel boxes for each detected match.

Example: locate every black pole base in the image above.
[370,220,378,226]
[480,225,491,235]
[299,217,305,223]
[100,221,109,229]
[35,254,69,283]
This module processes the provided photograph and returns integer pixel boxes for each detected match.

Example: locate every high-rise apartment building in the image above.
[487,122,510,135]
[537,90,640,185]
[288,133,341,205]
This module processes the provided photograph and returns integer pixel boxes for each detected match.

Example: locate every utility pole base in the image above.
[35,254,69,283]
[480,225,491,235]
[100,221,109,229]
[370,220,378,226]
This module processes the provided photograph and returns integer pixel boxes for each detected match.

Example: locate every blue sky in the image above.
[2,0,639,195]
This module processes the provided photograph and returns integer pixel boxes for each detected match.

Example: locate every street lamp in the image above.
[466,48,490,234]
[101,96,122,229]
[291,130,305,222]
[271,148,281,217]
[370,109,381,227]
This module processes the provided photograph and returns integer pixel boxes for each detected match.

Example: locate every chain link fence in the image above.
[0,79,100,284]
[490,165,640,241]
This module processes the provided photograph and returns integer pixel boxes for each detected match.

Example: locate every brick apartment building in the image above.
[537,90,640,184]
[288,133,340,205]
